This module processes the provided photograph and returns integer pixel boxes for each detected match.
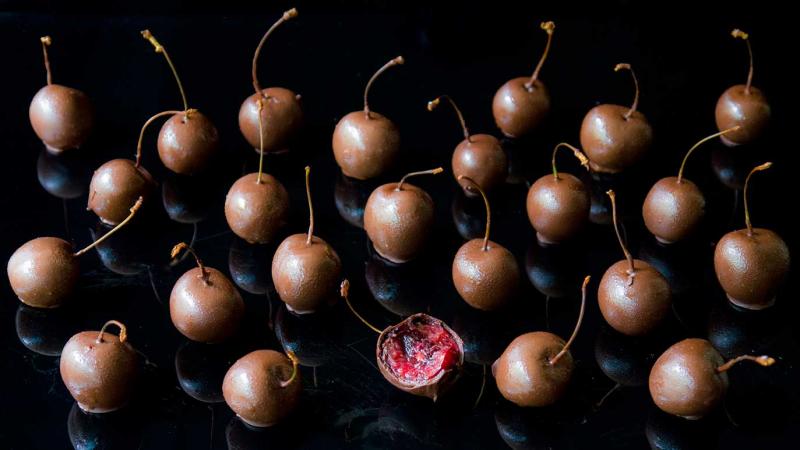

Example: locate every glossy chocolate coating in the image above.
[642,177,705,244]
[60,329,140,413]
[715,85,770,146]
[222,349,301,428]
[452,239,519,311]
[239,88,303,153]
[157,110,219,175]
[332,110,400,180]
[648,338,727,419]
[452,134,507,194]
[526,173,589,244]
[224,173,289,244]
[492,78,550,138]
[579,104,652,173]
[713,228,790,310]
[87,159,155,225]
[492,331,572,407]
[29,84,93,153]
[7,236,78,308]
[598,259,671,336]
[272,234,342,314]
[169,267,245,342]
[364,182,435,264]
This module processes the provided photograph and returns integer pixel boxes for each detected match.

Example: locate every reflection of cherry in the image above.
[228,237,271,295]
[174,340,238,403]
[15,303,75,357]
[365,250,429,317]
[68,402,142,450]
[37,149,90,199]
[334,173,372,229]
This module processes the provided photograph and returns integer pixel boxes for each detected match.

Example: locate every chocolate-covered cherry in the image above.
[492,21,555,138]
[60,320,140,413]
[29,36,93,153]
[579,63,652,173]
[714,162,789,310]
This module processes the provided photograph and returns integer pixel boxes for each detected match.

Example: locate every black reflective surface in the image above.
[1,4,798,450]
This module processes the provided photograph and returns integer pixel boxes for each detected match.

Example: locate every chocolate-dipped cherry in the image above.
[452,176,519,310]
[333,56,404,179]
[598,190,671,336]
[714,162,790,310]
[140,30,219,175]
[492,21,555,138]
[526,143,590,244]
[341,280,464,400]
[169,242,244,342]
[428,95,506,195]
[7,197,143,308]
[579,63,652,173]
[715,30,770,146]
[493,276,589,407]
[648,338,775,419]
[239,8,302,154]
[222,349,301,427]
[272,166,342,313]
[29,36,93,153]
[364,167,443,264]
[60,320,140,413]
[642,127,739,243]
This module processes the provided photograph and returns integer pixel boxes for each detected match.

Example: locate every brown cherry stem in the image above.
[731,29,754,94]
[607,190,635,285]
[40,36,52,85]
[716,354,775,373]
[170,242,210,284]
[743,162,772,236]
[279,350,300,388]
[396,167,444,191]
[96,319,128,344]
[364,56,404,118]
[457,175,492,251]
[304,166,314,245]
[256,99,266,184]
[526,21,555,90]
[252,8,298,96]
[551,142,589,180]
[549,275,589,366]
[340,279,382,334]
[428,95,471,142]
[614,63,639,120]
[141,29,189,111]
[676,127,741,183]
[74,197,143,257]
[136,110,185,168]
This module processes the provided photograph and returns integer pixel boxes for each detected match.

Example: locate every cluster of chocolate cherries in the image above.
[7,10,789,434]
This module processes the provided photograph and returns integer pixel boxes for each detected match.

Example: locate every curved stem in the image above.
[743,162,772,236]
[606,190,635,284]
[717,354,775,373]
[279,350,300,387]
[141,30,189,111]
[396,167,444,191]
[457,175,491,251]
[427,95,471,142]
[170,242,209,284]
[252,8,298,95]
[74,197,143,256]
[551,142,589,180]
[40,36,52,85]
[340,279,382,334]
[256,99,265,184]
[136,110,184,168]
[549,275,589,366]
[473,364,487,409]
[96,320,128,344]
[304,166,314,245]
[363,56,404,118]
[525,21,555,89]
[677,127,741,183]
[731,29,753,94]
[614,63,639,120]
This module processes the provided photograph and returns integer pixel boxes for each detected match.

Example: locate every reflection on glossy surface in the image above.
[36,149,90,199]
[334,173,373,229]
[451,190,485,241]
[639,239,701,298]
[89,223,147,275]
[274,305,340,367]
[710,144,760,190]
[174,340,239,404]
[15,303,74,356]
[594,326,657,387]
[645,407,719,450]
[162,173,214,224]
[225,415,294,450]
[227,238,271,295]
[707,300,781,360]
[364,248,430,317]
[525,241,583,298]
[494,401,566,450]
[451,307,514,365]
[336,406,426,448]
[67,402,142,450]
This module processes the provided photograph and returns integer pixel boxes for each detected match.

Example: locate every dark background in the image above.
[1,1,797,449]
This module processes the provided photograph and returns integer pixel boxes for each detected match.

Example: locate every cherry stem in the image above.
[526,21,556,89]
[74,197,143,257]
[40,36,52,85]
[279,351,300,388]
[716,354,775,373]
[141,30,189,111]
[363,56,404,118]
[256,99,266,184]
[136,110,185,168]
[252,8,298,96]
[96,319,128,344]
[551,142,589,180]
[549,275,589,366]
[340,279,382,335]
[614,63,639,120]
[473,364,487,409]
[304,166,314,245]
[607,190,635,284]
[457,175,491,251]
[743,162,772,236]
[427,95,471,142]
[732,29,753,94]
[677,127,741,183]
[170,242,209,284]
[396,167,444,191]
